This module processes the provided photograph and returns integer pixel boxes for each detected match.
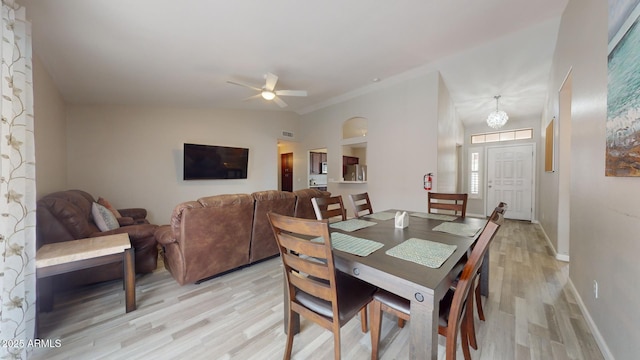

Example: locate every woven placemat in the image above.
[410,212,458,221]
[386,238,457,268]
[364,212,396,221]
[330,218,377,232]
[311,233,384,256]
[432,222,483,237]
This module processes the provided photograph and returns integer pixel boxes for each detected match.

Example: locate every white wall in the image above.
[542,0,639,357]
[299,71,454,216]
[33,55,67,199]
[66,106,299,224]
[538,115,560,250]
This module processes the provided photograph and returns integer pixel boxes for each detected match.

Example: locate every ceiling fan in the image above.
[227,72,307,108]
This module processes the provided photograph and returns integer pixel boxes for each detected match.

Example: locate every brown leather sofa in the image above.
[36,190,159,289]
[250,190,296,263]
[155,189,330,285]
[156,193,255,286]
[293,188,331,219]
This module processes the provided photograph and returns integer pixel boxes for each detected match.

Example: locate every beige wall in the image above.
[65,106,299,224]
[437,73,463,193]
[541,0,638,357]
[299,71,458,216]
[33,55,67,199]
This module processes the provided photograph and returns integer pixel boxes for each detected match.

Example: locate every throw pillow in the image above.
[97,197,122,218]
[92,202,121,232]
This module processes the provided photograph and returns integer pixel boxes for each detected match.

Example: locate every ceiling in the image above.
[20,0,568,127]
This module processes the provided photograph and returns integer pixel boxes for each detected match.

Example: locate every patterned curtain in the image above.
[0,1,36,359]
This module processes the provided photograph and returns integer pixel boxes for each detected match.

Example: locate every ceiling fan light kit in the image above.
[227,72,307,108]
[486,95,508,129]
[261,90,276,100]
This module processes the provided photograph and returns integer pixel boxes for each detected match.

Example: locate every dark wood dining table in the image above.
[284,210,488,360]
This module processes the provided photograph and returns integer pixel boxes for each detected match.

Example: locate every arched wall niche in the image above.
[342,117,368,139]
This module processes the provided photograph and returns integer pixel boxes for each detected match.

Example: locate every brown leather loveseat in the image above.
[36,190,159,289]
[155,189,330,285]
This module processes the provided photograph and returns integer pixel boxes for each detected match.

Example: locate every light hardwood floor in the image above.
[31,220,605,359]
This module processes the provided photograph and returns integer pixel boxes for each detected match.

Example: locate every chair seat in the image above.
[296,272,376,325]
[372,289,453,328]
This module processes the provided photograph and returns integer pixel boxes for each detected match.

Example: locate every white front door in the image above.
[486,144,534,221]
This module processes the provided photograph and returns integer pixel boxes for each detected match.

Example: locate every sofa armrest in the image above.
[154,225,176,246]
[117,217,135,226]
[118,208,147,220]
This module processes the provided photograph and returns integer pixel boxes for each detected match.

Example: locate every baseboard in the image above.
[538,221,612,358]
[566,279,615,360]
[537,223,570,262]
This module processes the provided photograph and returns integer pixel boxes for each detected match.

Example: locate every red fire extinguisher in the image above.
[423,173,433,191]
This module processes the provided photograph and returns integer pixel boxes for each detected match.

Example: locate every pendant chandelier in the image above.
[486,95,508,129]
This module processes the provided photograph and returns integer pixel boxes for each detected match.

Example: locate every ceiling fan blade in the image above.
[227,80,262,92]
[264,72,278,91]
[242,94,262,101]
[273,96,288,108]
[275,89,307,97]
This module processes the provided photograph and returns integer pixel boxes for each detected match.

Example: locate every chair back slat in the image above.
[428,192,468,218]
[312,196,347,221]
[278,232,328,259]
[289,273,333,301]
[282,252,330,281]
[348,192,373,218]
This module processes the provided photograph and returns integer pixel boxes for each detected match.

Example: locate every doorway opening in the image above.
[556,70,573,260]
[309,148,328,191]
[278,140,296,192]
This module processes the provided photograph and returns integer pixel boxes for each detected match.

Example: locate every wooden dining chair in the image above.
[370,212,503,360]
[348,192,374,218]
[310,194,370,331]
[428,192,468,218]
[456,203,507,352]
[470,202,507,323]
[311,195,347,222]
[267,212,377,360]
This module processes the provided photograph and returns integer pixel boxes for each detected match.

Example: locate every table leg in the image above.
[124,248,136,313]
[38,276,54,313]
[409,295,438,360]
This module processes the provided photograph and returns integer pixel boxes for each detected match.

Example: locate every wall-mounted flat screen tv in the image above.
[183,143,249,180]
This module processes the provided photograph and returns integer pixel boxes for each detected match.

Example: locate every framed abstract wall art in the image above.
[607,0,640,176]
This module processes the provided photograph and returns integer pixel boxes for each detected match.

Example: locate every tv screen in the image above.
[183,143,249,180]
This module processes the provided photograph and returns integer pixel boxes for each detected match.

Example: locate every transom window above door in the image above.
[471,128,533,144]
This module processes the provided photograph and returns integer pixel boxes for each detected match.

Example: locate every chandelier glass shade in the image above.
[486,95,508,129]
